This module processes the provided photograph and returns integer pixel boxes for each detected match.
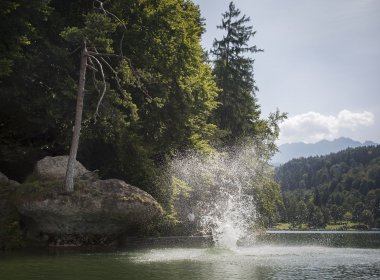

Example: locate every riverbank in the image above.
[270,222,373,231]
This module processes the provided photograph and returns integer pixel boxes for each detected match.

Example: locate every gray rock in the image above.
[0,171,19,189]
[16,178,163,245]
[34,156,90,180]
[0,172,9,185]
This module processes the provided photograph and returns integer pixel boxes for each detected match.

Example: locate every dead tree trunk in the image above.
[64,44,88,192]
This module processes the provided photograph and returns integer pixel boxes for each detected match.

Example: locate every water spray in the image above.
[170,143,272,248]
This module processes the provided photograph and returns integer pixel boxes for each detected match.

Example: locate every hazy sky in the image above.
[193,0,380,144]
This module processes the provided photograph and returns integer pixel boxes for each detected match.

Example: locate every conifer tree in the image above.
[212,2,263,143]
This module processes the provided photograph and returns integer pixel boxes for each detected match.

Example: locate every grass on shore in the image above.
[272,222,368,231]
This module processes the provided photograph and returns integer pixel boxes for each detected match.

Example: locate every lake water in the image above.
[1,231,380,280]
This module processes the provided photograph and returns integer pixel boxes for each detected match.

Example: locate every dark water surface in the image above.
[1,231,380,280]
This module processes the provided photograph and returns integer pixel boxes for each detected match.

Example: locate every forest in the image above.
[275,145,380,229]
[0,0,285,230]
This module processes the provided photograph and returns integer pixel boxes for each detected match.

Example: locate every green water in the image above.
[1,231,380,280]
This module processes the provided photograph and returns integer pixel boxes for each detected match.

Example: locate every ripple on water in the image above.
[1,245,379,280]
[121,245,380,280]
[128,245,380,266]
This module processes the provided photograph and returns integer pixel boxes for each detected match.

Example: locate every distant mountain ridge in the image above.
[272,137,378,165]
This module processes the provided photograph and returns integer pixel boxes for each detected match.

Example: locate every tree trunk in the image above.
[64,44,88,192]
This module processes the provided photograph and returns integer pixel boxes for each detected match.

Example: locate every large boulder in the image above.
[0,172,8,185]
[0,171,20,188]
[33,156,92,180]
[16,178,163,246]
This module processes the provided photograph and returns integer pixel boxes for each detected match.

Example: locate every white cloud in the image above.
[279,110,374,144]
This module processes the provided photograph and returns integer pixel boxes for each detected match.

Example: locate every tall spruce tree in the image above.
[212,2,263,143]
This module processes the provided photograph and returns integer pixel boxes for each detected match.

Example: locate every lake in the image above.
[1,231,379,280]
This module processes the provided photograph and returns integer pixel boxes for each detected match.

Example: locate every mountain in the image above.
[272,137,378,165]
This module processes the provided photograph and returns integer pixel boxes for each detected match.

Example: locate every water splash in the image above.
[170,143,271,248]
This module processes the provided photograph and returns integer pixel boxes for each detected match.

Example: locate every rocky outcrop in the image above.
[33,156,96,180]
[0,156,164,247]
[17,179,163,240]
[0,172,8,184]
[15,155,164,246]
[0,156,163,247]
[0,171,20,188]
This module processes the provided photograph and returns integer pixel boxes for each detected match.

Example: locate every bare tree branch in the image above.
[125,60,152,100]
[93,1,125,56]
[90,1,153,119]
[69,45,82,55]
[89,5,152,101]
[92,48,152,101]
[119,32,124,57]
[88,56,101,97]
[86,57,99,72]
[88,54,107,123]
[98,56,117,74]
[94,0,127,30]
[87,51,123,58]
[98,56,126,97]
[89,47,124,101]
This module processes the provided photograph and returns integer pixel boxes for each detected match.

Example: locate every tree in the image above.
[211,1,262,143]
[343,211,352,223]
[211,1,287,162]
[0,0,74,180]
[113,0,220,157]
[60,0,220,197]
[296,200,308,225]
[352,202,365,222]
[314,189,322,206]
[322,207,331,225]
[360,209,373,228]
[254,180,282,226]
[0,0,220,209]
[61,2,130,192]
[330,205,342,224]
[287,197,298,227]
[308,206,325,228]
[63,43,87,192]
[0,0,51,77]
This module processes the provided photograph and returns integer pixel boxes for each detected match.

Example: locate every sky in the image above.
[193,0,380,144]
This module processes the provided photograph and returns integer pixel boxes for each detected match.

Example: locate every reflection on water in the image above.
[129,245,380,279]
[1,232,380,280]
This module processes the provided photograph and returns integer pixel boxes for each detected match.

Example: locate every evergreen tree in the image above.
[211,2,263,143]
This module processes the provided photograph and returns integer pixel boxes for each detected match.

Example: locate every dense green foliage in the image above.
[0,0,218,191]
[0,1,283,229]
[0,181,23,250]
[275,145,380,229]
